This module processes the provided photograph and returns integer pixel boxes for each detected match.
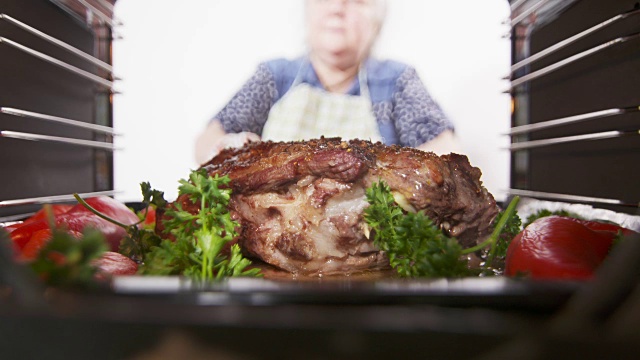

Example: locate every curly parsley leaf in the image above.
[364,181,523,278]
[492,203,522,259]
[364,181,470,278]
[140,169,261,280]
[140,181,168,209]
[462,196,520,275]
[394,212,470,278]
[214,244,262,278]
[138,236,194,276]
[119,227,162,264]
[30,228,107,289]
[117,182,168,261]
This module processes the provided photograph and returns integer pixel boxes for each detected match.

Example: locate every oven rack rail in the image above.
[509,31,639,90]
[0,105,119,220]
[0,105,119,218]
[0,1,119,219]
[506,4,640,90]
[0,190,120,224]
[510,8,640,75]
[0,11,117,89]
[0,107,118,151]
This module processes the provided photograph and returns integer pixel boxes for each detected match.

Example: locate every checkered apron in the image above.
[261,63,382,143]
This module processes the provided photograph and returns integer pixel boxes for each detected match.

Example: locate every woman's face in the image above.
[306,0,380,69]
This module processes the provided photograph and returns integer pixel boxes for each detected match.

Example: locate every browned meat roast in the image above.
[173,138,499,276]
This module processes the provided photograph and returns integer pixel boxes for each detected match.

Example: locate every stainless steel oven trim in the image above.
[510,0,550,27]
[76,0,121,28]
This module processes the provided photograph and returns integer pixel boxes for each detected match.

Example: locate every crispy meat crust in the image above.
[167,138,498,275]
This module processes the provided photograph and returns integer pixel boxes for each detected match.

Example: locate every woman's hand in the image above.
[209,132,261,158]
[195,120,260,164]
[417,130,462,155]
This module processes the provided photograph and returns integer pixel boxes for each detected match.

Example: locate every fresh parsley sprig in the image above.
[30,228,107,289]
[492,206,523,259]
[364,181,470,278]
[364,180,520,278]
[462,196,520,274]
[74,170,260,280]
[140,169,261,280]
[74,193,161,264]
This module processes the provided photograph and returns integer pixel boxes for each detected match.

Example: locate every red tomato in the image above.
[505,216,636,280]
[571,217,637,237]
[93,251,138,281]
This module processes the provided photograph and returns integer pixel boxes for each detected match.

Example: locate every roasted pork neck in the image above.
[174,138,498,275]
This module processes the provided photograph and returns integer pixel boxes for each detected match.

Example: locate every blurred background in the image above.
[112,0,512,202]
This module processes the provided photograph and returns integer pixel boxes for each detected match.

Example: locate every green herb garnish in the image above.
[30,228,107,289]
[117,182,165,261]
[139,169,261,280]
[464,196,520,274]
[364,181,470,278]
[493,206,522,259]
[73,193,161,264]
[364,180,520,278]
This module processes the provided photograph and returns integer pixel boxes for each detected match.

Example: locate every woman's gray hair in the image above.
[304,0,388,34]
[371,0,388,30]
[303,0,388,55]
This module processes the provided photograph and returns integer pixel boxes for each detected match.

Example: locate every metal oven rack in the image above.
[508,0,640,214]
[0,0,119,221]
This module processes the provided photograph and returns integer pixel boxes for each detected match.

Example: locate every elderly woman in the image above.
[195,0,458,164]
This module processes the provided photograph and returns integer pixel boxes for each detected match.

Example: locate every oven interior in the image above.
[1,0,639,358]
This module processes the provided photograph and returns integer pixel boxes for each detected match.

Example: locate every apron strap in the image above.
[293,56,371,100]
[290,56,309,89]
[358,65,371,101]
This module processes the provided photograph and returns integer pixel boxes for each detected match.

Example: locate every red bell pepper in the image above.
[138,206,156,229]
[1,222,24,234]
[505,215,638,280]
[21,228,54,261]
[24,204,74,224]
[10,196,139,257]
[1,204,73,234]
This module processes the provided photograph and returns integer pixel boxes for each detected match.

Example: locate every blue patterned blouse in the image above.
[214,57,454,147]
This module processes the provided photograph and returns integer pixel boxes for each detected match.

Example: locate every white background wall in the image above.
[113,0,512,202]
